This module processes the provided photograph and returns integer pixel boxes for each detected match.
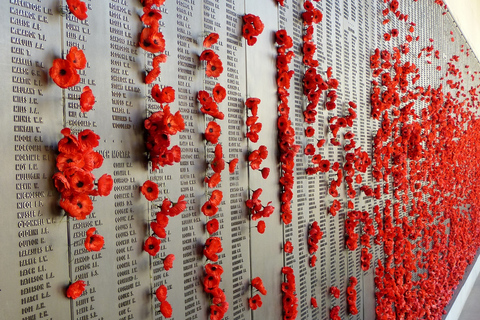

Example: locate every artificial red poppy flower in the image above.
[206,218,219,234]
[66,0,88,20]
[140,28,166,53]
[206,58,223,77]
[212,83,226,102]
[304,144,315,155]
[311,297,318,308]
[66,46,87,70]
[150,221,166,238]
[153,54,168,68]
[203,237,223,261]
[305,126,315,137]
[209,189,223,206]
[249,294,263,310]
[205,121,221,144]
[284,241,293,253]
[141,180,159,201]
[261,168,270,179]
[163,254,175,271]
[156,285,167,302]
[145,67,161,84]
[330,286,340,298]
[205,172,221,188]
[49,59,80,88]
[66,280,86,299]
[257,221,266,234]
[310,255,317,267]
[97,174,113,196]
[200,49,218,62]
[152,85,175,105]
[242,14,264,46]
[141,6,162,26]
[202,201,218,217]
[383,33,391,41]
[203,33,219,48]
[84,227,104,252]
[144,236,161,256]
[251,277,267,295]
[160,300,172,318]
[79,86,95,113]
[60,193,93,220]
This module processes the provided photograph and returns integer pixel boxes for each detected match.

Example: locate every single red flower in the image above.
[160,300,172,318]
[140,28,166,53]
[66,280,86,299]
[145,67,161,84]
[212,83,226,103]
[249,294,263,310]
[66,0,88,20]
[80,86,95,113]
[284,241,293,253]
[156,285,167,302]
[206,218,219,234]
[141,180,159,201]
[205,172,221,188]
[150,221,166,238]
[49,59,80,88]
[229,158,239,173]
[206,58,223,78]
[84,227,104,252]
[144,236,161,256]
[261,168,270,179]
[203,33,219,48]
[163,254,175,271]
[60,193,93,220]
[141,7,162,26]
[252,277,267,295]
[257,220,266,234]
[330,286,340,298]
[205,121,221,144]
[203,237,223,261]
[152,85,175,105]
[202,201,218,217]
[311,297,318,308]
[97,174,113,196]
[199,49,218,62]
[209,190,223,206]
[305,126,315,137]
[67,46,87,70]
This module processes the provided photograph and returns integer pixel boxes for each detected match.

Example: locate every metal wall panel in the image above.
[1,0,480,320]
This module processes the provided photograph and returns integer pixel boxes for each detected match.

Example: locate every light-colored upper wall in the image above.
[445,0,480,59]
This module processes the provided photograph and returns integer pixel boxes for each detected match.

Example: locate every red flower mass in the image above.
[66,280,86,299]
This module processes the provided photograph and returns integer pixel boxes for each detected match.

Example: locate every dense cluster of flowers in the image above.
[155,285,173,318]
[275,29,299,225]
[307,221,323,267]
[281,267,298,319]
[346,277,358,315]
[49,46,85,89]
[249,277,267,310]
[53,128,112,220]
[200,49,223,78]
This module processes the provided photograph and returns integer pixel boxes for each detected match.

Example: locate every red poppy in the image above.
[229,158,239,173]
[202,201,218,217]
[261,168,270,179]
[49,59,80,88]
[160,300,172,318]
[60,193,93,220]
[152,85,175,105]
[163,254,175,271]
[284,241,293,253]
[200,49,218,62]
[156,285,167,302]
[257,221,266,234]
[145,67,161,84]
[209,189,223,206]
[66,280,86,299]
[205,121,221,144]
[66,0,88,20]
[141,7,162,26]
[206,58,223,77]
[203,237,223,261]
[97,174,113,196]
[203,33,219,48]
[205,172,221,188]
[144,236,161,256]
[249,294,263,310]
[140,28,165,53]
[311,297,318,308]
[383,33,391,41]
[84,227,104,252]
[304,144,315,155]
[150,221,166,238]
[251,277,267,295]
[305,126,315,137]
[141,180,159,201]
[330,286,340,298]
[153,54,168,68]
[206,218,219,234]
[212,83,226,102]
[78,86,95,113]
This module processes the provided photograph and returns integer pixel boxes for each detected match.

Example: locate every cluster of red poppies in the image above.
[281,267,298,319]
[49,46,84,90]
[242,14,264,46]
[155,285,172,318]
[346,277,358,315]
[66,0,88,20]
[245,98,262,143]
[345,210,374,270]
[342,146,370,198]
[53,128,113,220]
[144,103,184,171]
[307,221,322,267]
[139,1,165,55]
[202,264,228,320]
[200,48,223,78]
[246,188,274,221]
[275,30,299,226]
[329,305,340,320]
[249,277,267,310]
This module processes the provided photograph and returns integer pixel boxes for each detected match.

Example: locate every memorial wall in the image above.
[2,0,480,319]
